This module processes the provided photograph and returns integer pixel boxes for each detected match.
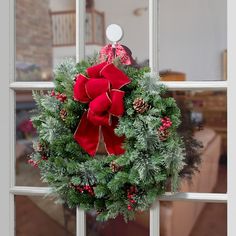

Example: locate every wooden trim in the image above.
[51,8,105,47]
[52,43,75,47]
[223,49,227,81]
[50,10,76,15]
[91,8,95,44]
[102,12,106,44]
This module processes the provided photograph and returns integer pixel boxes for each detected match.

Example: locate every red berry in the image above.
[41,155,47,160]
[127,205,132,210]
[33,162,38,168]
[50,90,55,96]
[28,159,33,164]
[130,199,136,204]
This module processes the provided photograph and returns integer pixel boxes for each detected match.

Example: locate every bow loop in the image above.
[101,64,130,89]
[73,74,90,103]
[88,92,112,127]
[85,79,110,100]
[109,90,125,117]
[73,62,130,156]
[86,62,107,78]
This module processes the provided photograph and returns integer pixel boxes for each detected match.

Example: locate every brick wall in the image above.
[16,0,52,80]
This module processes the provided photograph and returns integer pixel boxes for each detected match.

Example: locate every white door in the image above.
[1,0,235,235]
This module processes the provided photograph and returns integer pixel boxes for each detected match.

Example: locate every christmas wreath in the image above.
[29,45,189,221]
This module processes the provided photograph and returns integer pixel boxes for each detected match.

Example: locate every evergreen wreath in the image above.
[30,54,187,221]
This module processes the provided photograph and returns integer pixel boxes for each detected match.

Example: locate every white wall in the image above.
[50,0,226,81]
[95,0,149,63]
[159,0,227,81]
[95,0,226,81]
[50,0,75,11]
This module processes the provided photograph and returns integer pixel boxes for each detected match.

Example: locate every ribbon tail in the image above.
[102,119,125,155]
[74,112,100,156]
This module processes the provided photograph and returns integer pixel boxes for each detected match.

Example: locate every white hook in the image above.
[106,24,123,47]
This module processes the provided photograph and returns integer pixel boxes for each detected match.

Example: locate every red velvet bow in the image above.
[73,62,131,156]
[99,43,132,65]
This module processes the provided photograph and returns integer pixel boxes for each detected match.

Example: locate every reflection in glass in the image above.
[85,0,149,64]
[172,90,227,193]
[160,202,226,236]
[86,211,149,236]
[159,0,227,81]
[15,91,47,187]
[15,196,76,236]
[86,201,226,236]
[16,0,77,81]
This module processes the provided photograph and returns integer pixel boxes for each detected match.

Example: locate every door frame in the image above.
[1,0,235,235]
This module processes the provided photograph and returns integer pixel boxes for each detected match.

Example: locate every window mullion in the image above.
[75,1,86,236]
[228,1,236,235]
[149,1,161,235]
[76,0,85,62]
[149,0,160,76]
[76,208,86,236]
[150,201,160,236]
[9,81,228,91]
[10,186,228,202]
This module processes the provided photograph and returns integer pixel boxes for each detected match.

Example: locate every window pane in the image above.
[15,89,227,193]
[86,211,149,236]
[173,90,227,193]
[15,0,76,81]
[160,201,226,236]
[15,91,46,187]
[85,0,149,65]
[15,195,76,236]
[159,0,227,81]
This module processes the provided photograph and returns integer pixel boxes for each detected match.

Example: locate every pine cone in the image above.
[133,98,149,114]
[110,161,121,173]
[60,109,67,121]
[158,129,170,141]
[36,142,43,152]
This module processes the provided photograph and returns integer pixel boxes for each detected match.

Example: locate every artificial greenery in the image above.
[30,58,187,221]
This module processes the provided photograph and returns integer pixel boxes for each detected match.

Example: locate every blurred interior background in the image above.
[15,0,227,235]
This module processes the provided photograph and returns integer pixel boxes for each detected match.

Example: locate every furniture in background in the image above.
[160,70,186,81]
[173,91,227,156]
[136,127,221,236]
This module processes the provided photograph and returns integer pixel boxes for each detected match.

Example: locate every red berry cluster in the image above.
[127,186,137,211]
[159,116,172,131]
[28,159,38,168]
[28,154,48,167]
[51,90,67,102]
[74,185,94,196]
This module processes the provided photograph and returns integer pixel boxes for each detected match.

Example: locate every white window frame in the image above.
[1,0,235,235]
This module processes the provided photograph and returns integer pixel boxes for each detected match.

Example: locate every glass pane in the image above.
[172,90,227,193]
[86,211,149,236]
[15,195,76,236]
[15,91,47,187]
[85,0,149,65]
[160,201,227,236]
[15,0,76,81]
[159,0,227,81]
